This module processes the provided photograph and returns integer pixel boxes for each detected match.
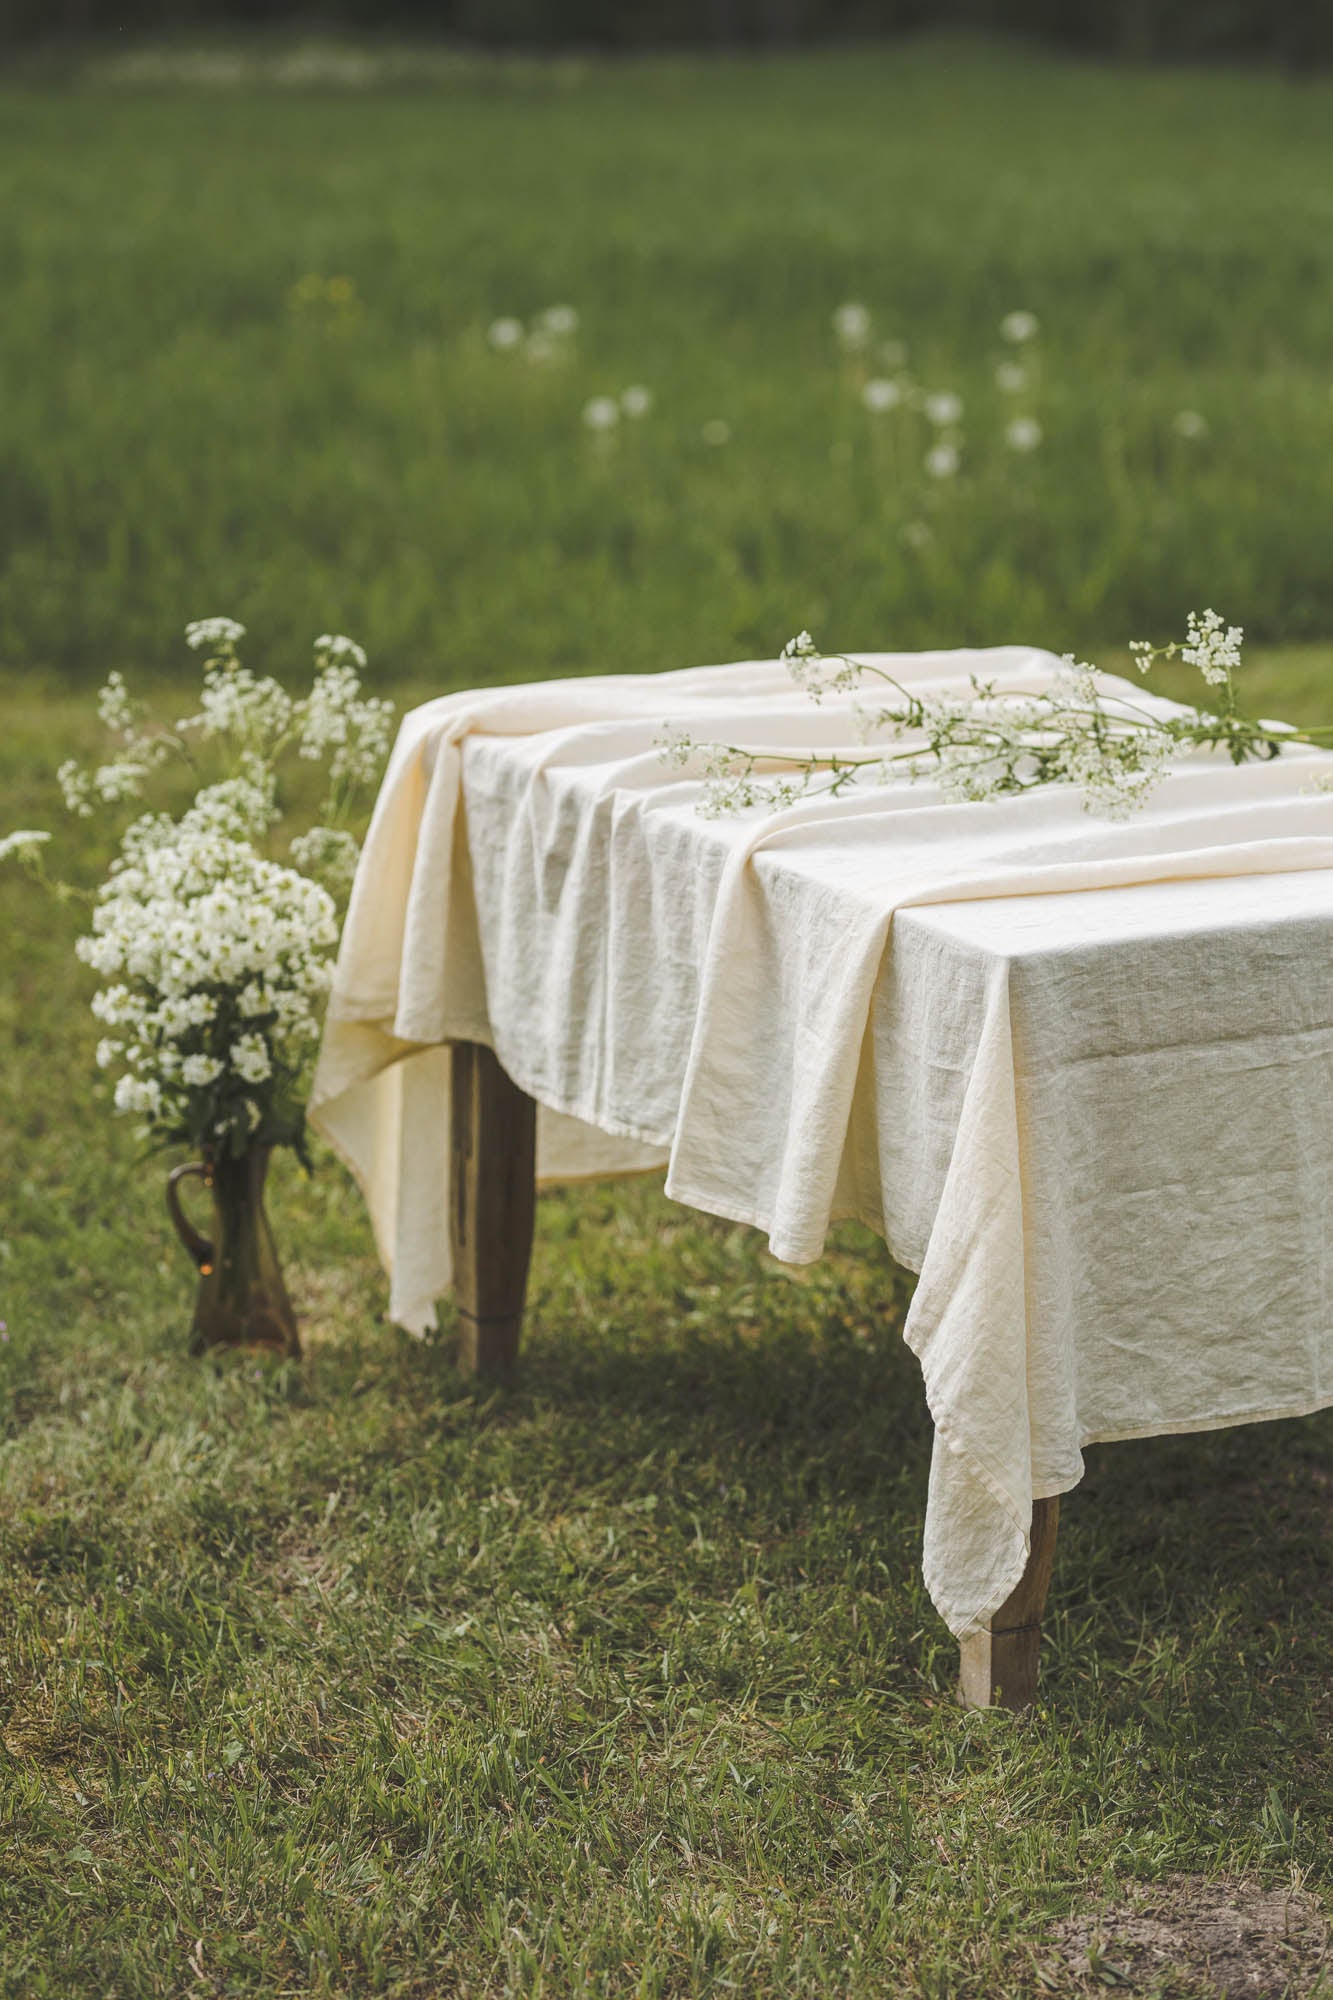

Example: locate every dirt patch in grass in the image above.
[1051,1876,1331,1996]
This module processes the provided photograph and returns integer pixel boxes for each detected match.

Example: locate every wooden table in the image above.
[314,663,1333,1718]
[446,1037,1060,1711]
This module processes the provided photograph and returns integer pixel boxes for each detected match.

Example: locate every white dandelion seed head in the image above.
[924,392,963,427]
[862,377,902,414]
[1000,310,1040,343]
[1005,417,1042,453]
[833,302,871,349]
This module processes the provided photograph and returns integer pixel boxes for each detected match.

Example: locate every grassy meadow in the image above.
[5,38,1333,679]
[2,35,1333,2000]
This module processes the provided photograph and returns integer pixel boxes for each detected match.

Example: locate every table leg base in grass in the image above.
[957,1497,1060,1711]
[449,1040,537,1384]
[445,1037,1059,1706]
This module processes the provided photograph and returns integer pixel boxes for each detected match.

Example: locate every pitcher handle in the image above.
[166,1161,215,1274]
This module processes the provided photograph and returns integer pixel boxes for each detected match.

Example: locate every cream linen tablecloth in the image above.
[310,651,1333,1639]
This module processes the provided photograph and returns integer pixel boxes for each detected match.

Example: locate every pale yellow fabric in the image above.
[311,651,1333,1637]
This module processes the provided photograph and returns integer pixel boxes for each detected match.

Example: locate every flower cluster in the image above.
[583,385,655,433]
[836,302,1044,481]
[3,620,394,1159]
[489,304,579,368]
[54,622,393,875]
[1180,608,1244,688]
[81,830,337,1152]
[666,613,1319,823]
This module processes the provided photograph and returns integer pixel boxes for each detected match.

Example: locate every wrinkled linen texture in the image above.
[311,650,1333,1639]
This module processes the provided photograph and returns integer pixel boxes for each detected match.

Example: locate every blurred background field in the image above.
[4,35,1333,690]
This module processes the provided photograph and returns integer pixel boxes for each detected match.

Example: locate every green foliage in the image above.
[3,43,1333,687]
[3,679,1332,1996]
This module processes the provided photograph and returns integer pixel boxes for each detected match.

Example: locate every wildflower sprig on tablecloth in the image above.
[662,613,1328,821]
[3,622,393,1159]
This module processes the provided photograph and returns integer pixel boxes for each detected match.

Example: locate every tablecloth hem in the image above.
[1076,1391,1332,1453]
[660,1173,915,1273]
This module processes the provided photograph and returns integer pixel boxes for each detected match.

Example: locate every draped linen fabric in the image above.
[311,651,1333,1638]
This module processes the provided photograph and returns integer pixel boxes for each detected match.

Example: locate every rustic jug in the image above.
[166,1145,300,1358]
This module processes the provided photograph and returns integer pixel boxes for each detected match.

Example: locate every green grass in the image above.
[3,670,1332,1997]
[4,37,1333,1998]
[4,37,1333,685]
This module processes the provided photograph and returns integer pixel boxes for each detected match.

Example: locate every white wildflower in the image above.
[176,772,278,843]
[924,392,963,427]
[620,385,653,418]
[95,1038,121,1069]
[289,824,360,895]
[185,659,293,744]
[833,302,871,349]
[314,634,368,670]
[701,419,731,447]
[296,661,392,788]
[160,993,217,1033]
[781,630,820,665]
[1181,608,1242,687]
[97,672,137,733]
[1173,409,1208,440]
[114,1074,162,1116]
[230,1033,272,1085]
[90,984,145,1028]
[184,617,245,653]
[1000,311,1039,343]
[1005,417,1042,453]
[182,1053,223,1087]
[487,317,523,351]
[57,760,94,818]
[540,304,578,337]
[925,443,960,479]
[902,520,934,549]
[582,396,620,431]
[995,361,1028,394]
[0,829,51,863]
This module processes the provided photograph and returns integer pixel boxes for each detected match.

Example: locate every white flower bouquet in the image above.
[3,619,393,1355]
[10,618,391,1162]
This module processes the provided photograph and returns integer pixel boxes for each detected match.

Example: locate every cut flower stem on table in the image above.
[662,611,1332,820]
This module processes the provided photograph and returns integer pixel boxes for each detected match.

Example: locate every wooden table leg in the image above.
[957,1496,1060,1711]
[449,1042,537,1383]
